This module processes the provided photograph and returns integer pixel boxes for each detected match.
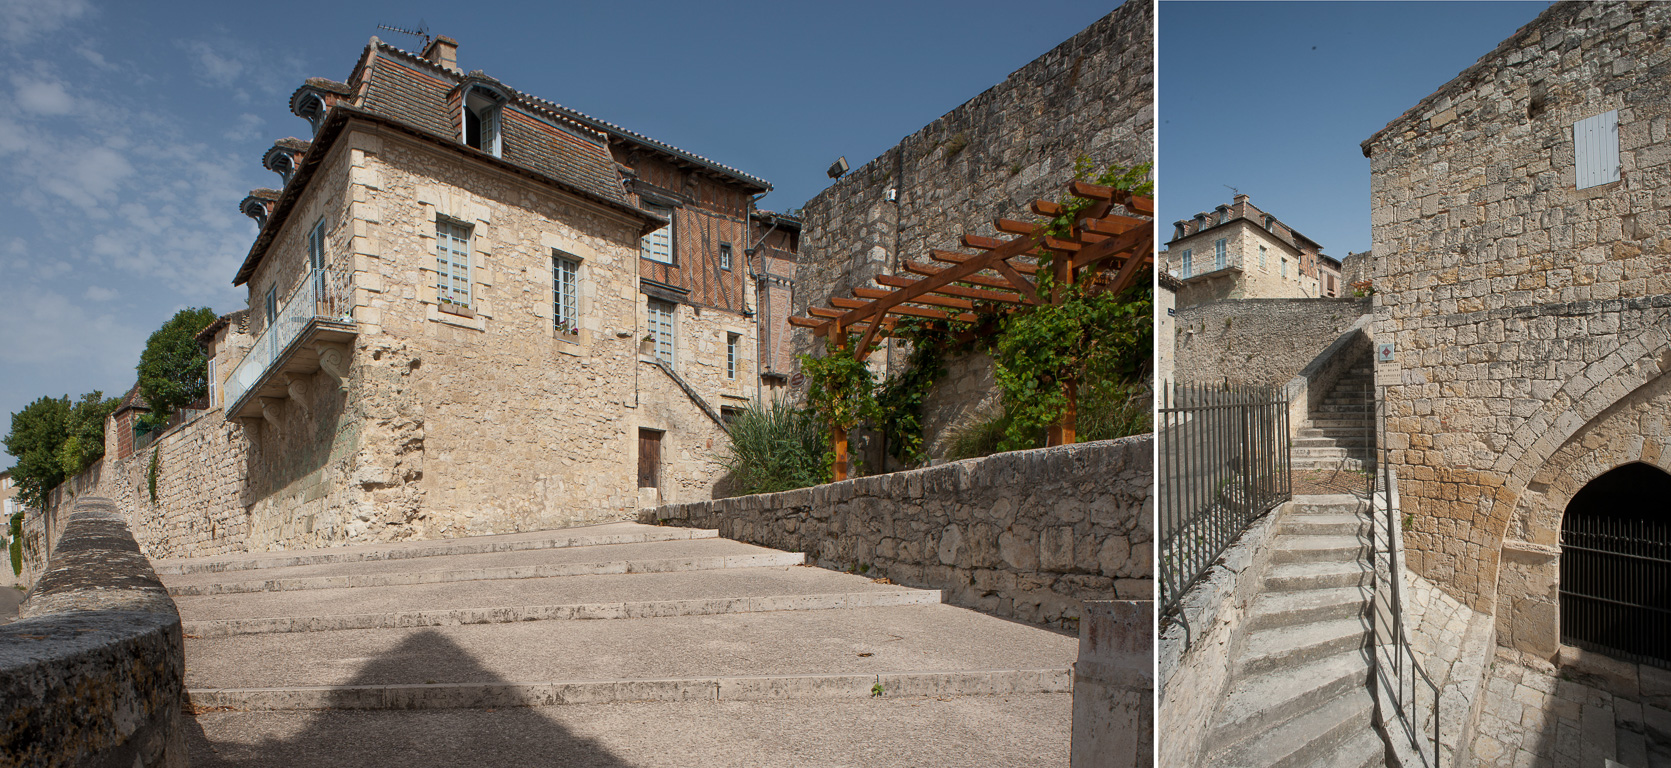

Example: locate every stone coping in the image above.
[1,496,185,767]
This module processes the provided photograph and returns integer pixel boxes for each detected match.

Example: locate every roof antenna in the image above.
[377,20,431,50]
[1223,184,1240,197]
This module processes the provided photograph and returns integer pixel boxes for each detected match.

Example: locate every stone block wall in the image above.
[3,497,185,767]
[790,0,1153,455]
[651,435,1152,629]
[1363,0,1671,612]
[1170,297,1370,387]
[1072,600,1154,768]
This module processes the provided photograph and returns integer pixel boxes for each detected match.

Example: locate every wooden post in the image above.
[832,325,849,482]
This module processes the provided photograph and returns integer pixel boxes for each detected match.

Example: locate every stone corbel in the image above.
[285,376,310,419]
[258,397,284,430]
[317,344,349,393]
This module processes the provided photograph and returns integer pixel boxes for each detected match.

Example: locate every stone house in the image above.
[184,33,791,549]
[1363,0,1671,672]
[1162,194,1329,307]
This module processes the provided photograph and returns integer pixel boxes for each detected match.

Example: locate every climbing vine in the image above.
[799,335,879,433]
[874,319,955,466]
[147,448,160,504]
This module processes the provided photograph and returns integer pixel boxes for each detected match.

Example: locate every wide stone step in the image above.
[154,523,716,575]
[1302,418,1372,430]
[1291,446,1373,460]
[1270,536,1368,565]
[1236,617,1370,678]
[1300,726,1389,768]
[1278,514,1368,537]
[1287,495,1361,516]
[1292,436,1371,449]
[1290,457,1373,472]
[1204,652,1371,758]
[1295,427,1374,439]
[176,566,940,637]
[1263,561,1372,592]
[1248,586,1368,630]
[182,603,1079,710]
[1208,688,1375,768]
[165,538,803,596]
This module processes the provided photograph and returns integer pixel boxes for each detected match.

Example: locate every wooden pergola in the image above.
[790,181,1155,480]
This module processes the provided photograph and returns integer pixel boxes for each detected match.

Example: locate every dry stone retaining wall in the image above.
[1170,297,1369,387]
[651,435,1152,629]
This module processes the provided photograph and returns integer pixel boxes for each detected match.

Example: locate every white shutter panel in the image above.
[1574,110,1620,189]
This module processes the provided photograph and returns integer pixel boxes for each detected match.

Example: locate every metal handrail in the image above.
[1159,382,1292,616]
[224,268,352,413]
[1365,381,1442,767]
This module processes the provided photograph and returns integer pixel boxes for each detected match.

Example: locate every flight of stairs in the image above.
[1198,495,1389,768]
[1291,362,1375,472]
[160,522,1078,766]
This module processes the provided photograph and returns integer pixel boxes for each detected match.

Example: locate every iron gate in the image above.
[1560,467,1671,667]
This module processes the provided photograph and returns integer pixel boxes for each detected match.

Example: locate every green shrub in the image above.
[721,399,828,496]
[137,306,218,430]
[8,513,21,577]
[58,391,119,477]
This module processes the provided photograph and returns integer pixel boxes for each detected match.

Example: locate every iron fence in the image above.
[1158,382,1291,615]
[1560,510,1671,667]
[1364,384,1442,767]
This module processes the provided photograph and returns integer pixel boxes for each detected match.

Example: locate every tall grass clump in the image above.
[721,399,828,495]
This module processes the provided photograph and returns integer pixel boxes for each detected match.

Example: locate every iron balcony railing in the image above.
[1364,385,1441,767]
[224,268,353,414]
[1159,382,1291,615]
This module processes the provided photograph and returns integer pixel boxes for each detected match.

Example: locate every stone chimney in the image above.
[1233,193,1250,206]
[423,36,459,70]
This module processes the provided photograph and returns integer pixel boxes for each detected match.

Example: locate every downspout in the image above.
[747,191,775,403]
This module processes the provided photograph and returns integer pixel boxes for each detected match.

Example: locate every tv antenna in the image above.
[377,20,431,49]
[1223,184,1240,197]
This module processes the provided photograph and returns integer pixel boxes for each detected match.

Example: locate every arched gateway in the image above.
[1560,462,1671,667]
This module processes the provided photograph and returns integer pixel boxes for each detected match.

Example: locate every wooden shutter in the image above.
[638,430,661,488]
[1574,111,1620,190]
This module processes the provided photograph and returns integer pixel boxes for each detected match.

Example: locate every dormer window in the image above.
[1264,215,1275,230]
[271,153,296,185]
[1174,222,1187,240]
[297,94,327,137]
[463,85,506,157]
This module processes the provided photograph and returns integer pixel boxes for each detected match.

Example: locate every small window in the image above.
[1263,215,1275,230]
[648,298,676,365]
[463,86,504,157]
[719,242,733,271]
[726,333,739,379]
[641,205,673,264]
[1214,239,1227,271]
[436,220,472,309]
[308,218,326,271]
[1281,258,1289,278]
[1217,209,1229,225]
[554,252,579,335]
[207,359,219,409]
[1181,249,1193,279]
[1259,245,1267,270]
[264,285,277,329]
[1174,223,1187,240]
[1574,110,1620,190]
[721,406,741,426]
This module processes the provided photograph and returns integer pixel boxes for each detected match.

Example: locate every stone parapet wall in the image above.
[2,496,185,767]
[650,435,1153,629]
[1170,297,1369,388]
[1072,600,1154,768]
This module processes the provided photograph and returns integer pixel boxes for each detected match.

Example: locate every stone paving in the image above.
[1473,648,1671,768]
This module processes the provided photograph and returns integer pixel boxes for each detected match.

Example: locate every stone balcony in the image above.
[224,268,356,421]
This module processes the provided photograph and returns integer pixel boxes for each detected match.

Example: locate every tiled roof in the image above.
[367,39,771,193]
[274,137,311,152]
[113,383,148,416]
[356,54,630,207]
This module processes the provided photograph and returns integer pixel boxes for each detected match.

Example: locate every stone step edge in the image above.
[156,528,723,575]
[168,552,807,596]
[181,589,944,638]
[185,667,1072,712]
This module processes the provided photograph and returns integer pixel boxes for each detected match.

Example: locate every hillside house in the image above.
[1163,194,1333,307]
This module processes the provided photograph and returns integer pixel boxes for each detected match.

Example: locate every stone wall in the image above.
[650,435,1153,629]
[791,0,1153,455]
[1171,297,1370,387]
[1072,600,1154,768]
[2,496,185,767]
[1362,0,1671,614]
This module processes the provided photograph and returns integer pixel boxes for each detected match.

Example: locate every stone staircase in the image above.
[161,522,1078,766]
[1198,495,1389,768]
[1291,362,1376,472]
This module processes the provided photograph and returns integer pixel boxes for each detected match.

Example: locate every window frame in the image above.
[435,218,474,311]
[1181,249,1193,278]
[553,251,580,336]
[462,85,505,158]
[1259,244,1267,270]
[719,242,733,272]
[1574,110,1620,190]
[640,204,674,265]
[726,332,740,379]
[648,298,676,366]
[1214,238,1227,271]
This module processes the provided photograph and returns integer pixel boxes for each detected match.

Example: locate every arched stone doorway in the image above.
[1559,462,1671,667]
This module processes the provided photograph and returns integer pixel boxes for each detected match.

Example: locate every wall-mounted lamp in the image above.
[827,156,849,179]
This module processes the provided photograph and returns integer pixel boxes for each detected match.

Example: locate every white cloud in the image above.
[34,143,133,209]
[184,39,244,88]
[0,0,92,46]
[12,76,75,115]
[84,285,118,302]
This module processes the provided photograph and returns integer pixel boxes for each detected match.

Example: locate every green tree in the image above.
[136,306,218,429]
[3,395,71,511]
[58,391,119,476]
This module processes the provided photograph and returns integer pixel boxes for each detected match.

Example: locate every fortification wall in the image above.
[650,435,1152,629]
[1171,298,1369,388]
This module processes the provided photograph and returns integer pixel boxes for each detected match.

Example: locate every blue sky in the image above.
[0,0,1117,460]
[1159,1,1550,258]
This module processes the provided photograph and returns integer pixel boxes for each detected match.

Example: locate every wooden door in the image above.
[638,429,661,488]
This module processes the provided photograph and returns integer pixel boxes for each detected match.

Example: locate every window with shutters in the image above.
[436,220,472,311]
[207,359,219,409]
[648,298,675,365]
[1181,249,1193,278]
[1574,110,1620,190]
[641,205,673,264]
[553,252,579,336]
[719,242,733,271]
[462,86,505,157]
[1214,239,1227,271]
[1259,245,1268,270]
